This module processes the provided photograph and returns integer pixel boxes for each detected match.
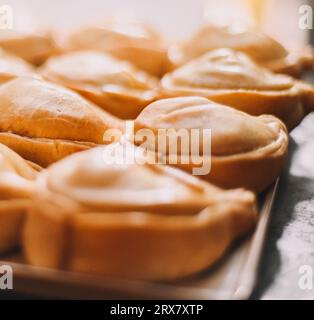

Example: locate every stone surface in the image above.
[252,112,314,300]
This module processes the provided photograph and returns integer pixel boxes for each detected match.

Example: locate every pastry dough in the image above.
[168,24,314,77]
[134,96,288,192]
[0,77,121,167]
[40,50,158,119]
[161,49,314,130]
[0,49,35,84]
[23,142,257,280]
[0,143,37,253]
[63,19,169,77]
[0,29,57,65]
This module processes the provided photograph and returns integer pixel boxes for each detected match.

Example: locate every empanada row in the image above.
[38,48,314,130]
[0,22,314,130]
[0,79,288,280]
[0,77,288,192]
[0,17,312,282]
[1,19,313,77]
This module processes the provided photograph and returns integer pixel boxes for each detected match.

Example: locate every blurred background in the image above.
[2,0,312,49]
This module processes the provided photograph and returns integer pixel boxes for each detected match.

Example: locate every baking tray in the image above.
[0,181,278,300]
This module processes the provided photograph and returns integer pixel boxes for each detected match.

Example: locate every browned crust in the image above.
[159,81,307,131]
[23,193,257,280]
[0,132,95,167]
[40,74,157,120]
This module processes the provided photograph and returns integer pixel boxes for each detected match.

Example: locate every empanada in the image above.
[134,96,288,192]
[0,29,57,65]
[63,19,169,77]
[168,24,314,77]
[0,77,121,167]
[161,49,314,130]
[23,142,257,281]
[0,143,37,253]
[0,49,35,84]
[40,50,158,119]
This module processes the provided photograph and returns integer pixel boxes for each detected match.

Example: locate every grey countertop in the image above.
[252,111,314,299]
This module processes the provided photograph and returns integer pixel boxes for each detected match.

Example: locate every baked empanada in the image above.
[63,19,169,77]
[161,49,314,130]
[0,29,57,65]
[0,77,121,167]
[0,49,35,84]
[40,50,158,119]
[23,142,257,280]
[134,96,288,193]
[0,143,37,253]
[168,24,314,77]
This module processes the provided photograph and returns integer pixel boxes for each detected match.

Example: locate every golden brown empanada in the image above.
[63,19,169,77]
[23,142,257,281]
[0,29,58,65]
[40,50,158,119]
[0,77,121,167]
[161,49,314,130]
[168,24,314,77]
[134,96,288,193]
[0,143,37,253]
[0,49,35,84]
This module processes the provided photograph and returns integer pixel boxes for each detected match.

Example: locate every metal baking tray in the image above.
[0,181,278,300]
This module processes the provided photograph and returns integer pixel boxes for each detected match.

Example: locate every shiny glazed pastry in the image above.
[0,49,35,84]
[0,143,37,253]
[40,50,158,119]
[23,142,257,281]
[161,49,314,130]
[0,77,121,167]
[63,19,169,77]
[0,29,57,65]
[168,24,314,77]
[134,96,289,192]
